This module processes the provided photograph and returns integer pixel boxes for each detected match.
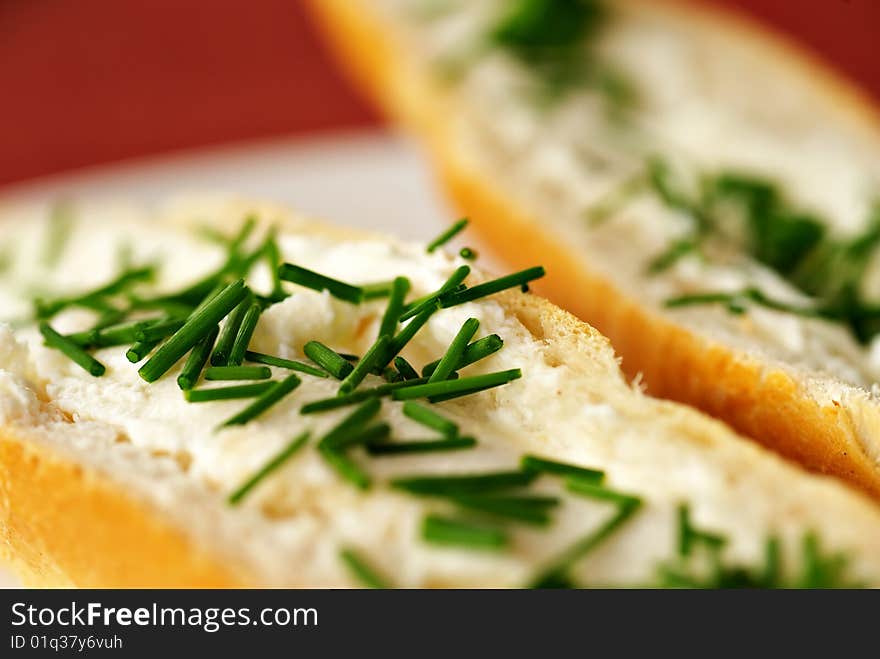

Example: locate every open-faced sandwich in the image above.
[1,197,879,587]
[305,0,880,498]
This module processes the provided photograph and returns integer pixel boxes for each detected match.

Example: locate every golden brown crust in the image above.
[0,430,245,587]
[304,0,880,498]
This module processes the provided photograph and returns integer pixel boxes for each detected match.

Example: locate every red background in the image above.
[1,0,878,188]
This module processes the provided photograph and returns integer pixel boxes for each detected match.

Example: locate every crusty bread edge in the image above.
[303,0,880,499]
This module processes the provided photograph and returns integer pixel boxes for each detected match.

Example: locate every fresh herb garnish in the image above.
[366,436,476,456]
[421,334,504,377]
[378,277,410,338]
[403,401,458,437]
[300,378,430,414]
[185,381,275,402]
[459,247,478,261]
[422,514,508,550]
[316,400,382,490]
[303,341,354,380]
[392,470,536,496]
[177,325,219,390]
[218,373,301,427]
[204,365,271,381]
[227,431,310,505]
[426,218,469,253]
[227,301,262,366]
[39,322,106,377]
[278,263,363,304]
[399,266,470,321]
[392,368,522,403]
[340,548,391,588]
[438,267,545,308]
[210,294,252,366]
[393,356,421,380]
[244,350,328,378]
[522,455,604,483]
[429,318,480,383]
[338,335,392,394]
[126,337,162,363]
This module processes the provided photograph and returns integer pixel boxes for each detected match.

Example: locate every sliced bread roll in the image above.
[305,0,880,498]
[0,196,879,587]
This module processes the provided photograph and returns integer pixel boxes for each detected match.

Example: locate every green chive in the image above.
[426,218,469,253]
[422,514,507,550]
[278,263,363,303]
[399,266,470,321]
[219,373,301,427]
[391,369,522,402]
[325,423,391,453]
[422,334,504,376]
[566,478,641,508]
[338,335,392,394]
[340,548,390,588]
[139,279,249,383]
[392,470,536,496]
[676,504,725,557]
[39,322,106,377]
[429,318,480,383]
[522,455,604,483]
[451,494,558,525]
[379,277,410,338]
[387,301,441,360]
[135,317,185,343]
[361,280,395,300]
[244,350,329,378]
[35,265,155,319]
[69,318,150,347]
[317,398,382,452]
[185,381,275,402]
[393,356,420,380]
[177,325,219,390]
[303,341,354,379]
[43,201,74,267]
[529,500,641,588]
[320,449,371,489]
[366,436,476,456]
[439,267,545,308]
[402,401,458,437]
[126,337,162,363]
[211,294,252,366]
[228,302,262,366]
[262,231,288,302]
[228,431,310,504]
[205,365,272,381]
[300,377,430,414]
[459,247,478,260]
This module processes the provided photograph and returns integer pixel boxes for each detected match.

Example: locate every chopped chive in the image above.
[403,401,458,437]
[316,398,382,452]
[228,302,262,365]
[177,325,219,390]
[422,334,504,376]
[361,280,395,300]
[325,422,391,453]
[429,318,480,383]
[126,337,162,363]
[211,294,252,366]
[320,449,371,489]
[205,365,272,381]
[399,266,470,321]
[439,266,546,308]
[422,514,508,550]
[459,247,478,260]
[382,366,403,383]
[68,318,151,347]
[218,373,301,427]
[185,381,275,402]
[451,494,558,525]
[339,352,360,363]
[228,431,310,505]
[244,350,329,378]
[39,322,106,376]
[379,277,410,338]
[391,369,522,402]
[387,300,441,360]
[278,263,363,303]
[393,356,420,380]
[522,455,604,483]
[43,201,74,267]
[426,218,469,253]
[338,335,392,394]
[135,317,185,342]
[139,279,249,383]
[392,470,536,496]
[303,341,354,380]
[529,499,641,588]
[366,436,476,456]
[676,504,725,557]
[35,265,155,319]
[300,377,430,414]
[340,548,390,588]
[565,478,641,507]
[262,230,288,302]
[228,216,257,253]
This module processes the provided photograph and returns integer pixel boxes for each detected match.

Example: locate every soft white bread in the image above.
[1,196,880,587]
[304,0,880,498]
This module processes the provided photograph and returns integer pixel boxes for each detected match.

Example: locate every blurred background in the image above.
[1,0,879,189]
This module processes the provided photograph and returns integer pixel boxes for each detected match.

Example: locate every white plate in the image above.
[0,130,497,588]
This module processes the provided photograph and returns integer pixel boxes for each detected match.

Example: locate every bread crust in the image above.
[304,0,880,498]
